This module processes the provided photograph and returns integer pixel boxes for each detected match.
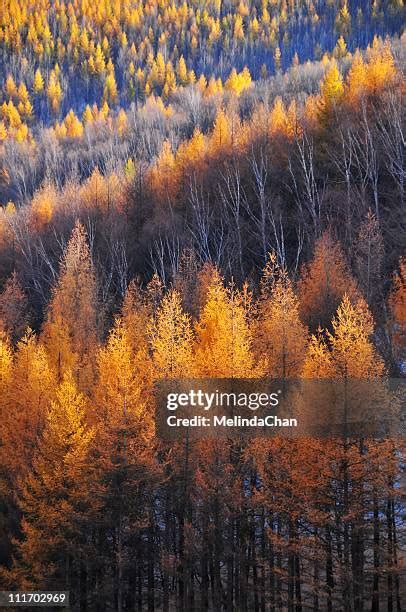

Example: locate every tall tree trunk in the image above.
[260,510,266,612]
[269,513,275,612]
[226,519,234,612]
[371,490,380,612]
[147,517,155,612]
[200,514,209,611]
[162,491,170,612]
[390,497,401,612]
[116,520,123,612]
[294,523,302,612]
[313,528,319,612]
[386,496,393,611]
[326,524,334,612]
[288,518,295,612]
[276,516,283,610]
[213,498,222,611]
[252,519,259,612]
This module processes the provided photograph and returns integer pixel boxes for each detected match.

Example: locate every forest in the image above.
[0,0,405,610]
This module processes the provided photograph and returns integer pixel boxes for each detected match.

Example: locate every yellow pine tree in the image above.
[208,108,232,156]
[305,301,382,380]
[194,271,257,377]
[121,278,152,360]
[11,371,96,589]
[195,262,221,314]
[302,295,385,438]
[301,330,333,378]
[205,76,221,97]
[2,330,55,484]
[327,294,384,378]
[64,109,84,138]
[163,62,177,98]
[5,75,17,98]
[103,71,118,105]
[320,59,344,115]
[224,67,252,96]
[82,104,94,125]
[346,50,368,103]
[333,35,348,59]
[17,83,29,105]
[0,331,12,400]
[388,258,405,366]
[14,123,29,143]
[92,317,159,609]
[95,317,152,430]
[94,43,106,74]
[7,101,22,129]
[269,96,288,135]
[298,232,360,330]
[255,254,308,378]
[47,70,62,113]
[0,271,29,343]
[148,289,194,378]
[30,184,58,231]
[175,128,206,174]
[177,56,188,86]
[116,109,128,136]
[41,221,99,388]
[149,139,180,202]
[366,38,396,93]
[0,121,7,141]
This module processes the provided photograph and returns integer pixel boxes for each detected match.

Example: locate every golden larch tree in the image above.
[388,257,406,367]
[327,294,384,378]
[298,232,360,330]
[0,271,30,343]
[0,331,12,404]
[95,317,153,430]
[9,371,96,590]
[41,221,99,388]
[149,140,180,203]
[319,59,344,116]
[208,108,232,156]
[194,271,257,377]
[149,289,194,378]
[1,330,55,485]
[255,254,308,378]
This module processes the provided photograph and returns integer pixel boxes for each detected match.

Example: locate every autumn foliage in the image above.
[0,3,404,609]
[0,220,403,608]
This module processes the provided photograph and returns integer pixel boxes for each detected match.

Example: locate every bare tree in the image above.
[247,147,270,265]
[375,90,405,205]
[288,133,324,236]
[149,233,181,286]
[348,101,380,218]
[187,176,225,266]
[219,163,245,277]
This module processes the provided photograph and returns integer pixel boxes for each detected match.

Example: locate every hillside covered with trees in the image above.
[0,0,405,610]
[0,0,404,144]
